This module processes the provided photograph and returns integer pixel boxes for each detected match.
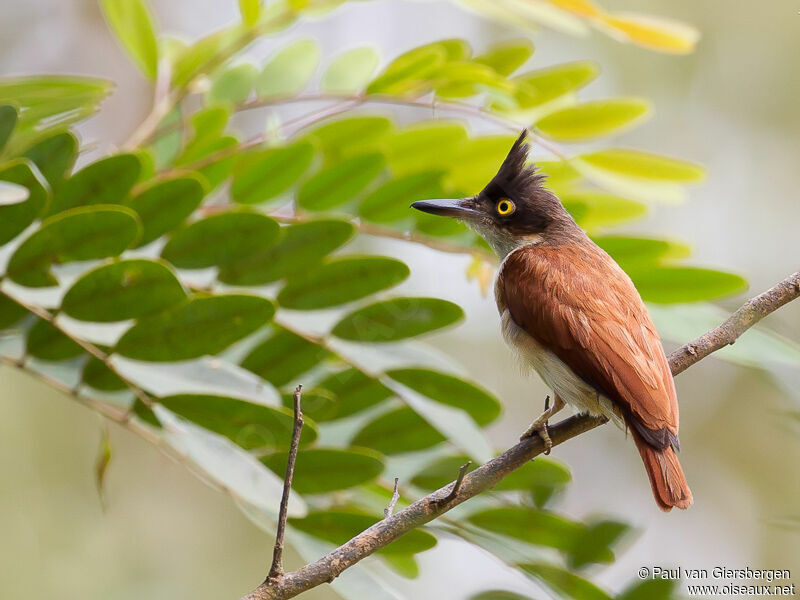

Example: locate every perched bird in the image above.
[411,131,692,511]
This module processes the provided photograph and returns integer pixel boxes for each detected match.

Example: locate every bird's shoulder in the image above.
[496,240,679,438]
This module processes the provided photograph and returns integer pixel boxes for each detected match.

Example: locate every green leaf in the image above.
[100,0,159,80]
[383,554,419,579]
[0,105,17,153]
[62,259,187,322]
[536,98,650,142]
[171,26,243,88]
[387,369,500,426]
[296,153,385,211]
[231,142,314,205]
[157,393,316,450]
[290,509,437,554]
[352,406,445,454]
[48,154,141,216]
[567,519,630,569]
[219,219,354,286]
[304,116,392,164]
[367,43,448,96]
[303,368,393,422]
[468,507,583,552]
[207,63,257,106]
[324,47,380,94]
[511,61,599,109]
[617,579,678,600]
[22,132,78,186]
[593,236,689,269]
[7,205,141,288]
[256,39,320,97]
[161,210,280,269]
[476,39,534,76]
[561,191,647,232]
[176,106,230,163]
[261,447,384,493]
[630,266,748,304]
[125,175,206,247]
[278,256,409,310]
[332,297,463,343]
[241,327,331,387]
[239,0,261,26]
[445,135,518,193]
[149,107,183,169]
[82,356,126,391]
[471,592,535,600]
[520,563,611,600]
[385,121,468,177]
[0,159,50,245]
[26,319,83,361]
[359,171,445,223]
[577,149,704,182]
[115,294,275,361]
[0,295,27,330]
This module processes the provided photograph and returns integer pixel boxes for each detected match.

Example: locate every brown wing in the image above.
[497,242,679,448]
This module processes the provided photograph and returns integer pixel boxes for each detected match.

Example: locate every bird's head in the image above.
[411,130,578,258]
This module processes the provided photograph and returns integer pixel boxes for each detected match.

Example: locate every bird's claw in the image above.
[520,419,553,454]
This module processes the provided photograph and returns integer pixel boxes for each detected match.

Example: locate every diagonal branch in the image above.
[241,270,800,600]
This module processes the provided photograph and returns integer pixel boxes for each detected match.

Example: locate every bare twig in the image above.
[268,385,304,581]
[241,270,800,600]
[436,461,472,506]
[384,478,400,519]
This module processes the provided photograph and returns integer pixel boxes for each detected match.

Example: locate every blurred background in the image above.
[1,1,799,598]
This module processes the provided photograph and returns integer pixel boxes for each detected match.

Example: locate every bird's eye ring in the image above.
[497,199,515,216]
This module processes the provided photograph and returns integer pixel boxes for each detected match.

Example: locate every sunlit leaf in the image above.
[367,43,448,96]
[161,210,279,269]
[475,39,534,76]
[241,326,331,386]
[62,259,187,322]
[387,369,500,426]
[0,159,50,245]
[278,256,409,310]
[219,219,354,286]
[207,63,257,106]
[115,294,275,361]
[599,13,699,54]
[324,47,380,94]
[231,142,314,205]
[7,205,141,288]
[125,175,206,247]
[445,135,517,193]
[303,116,392,164]
[332,297,464,343]
[48,154,141,216]
[100,0,159,80]
[352,406,445,454]
[578,149,704,182]
[562,191,647,231]
[156,393,316,450]
[297,153,385,211]
[536,98,650,141]
[290,508,437,554]
[239,0,261,26]
[384,121,468,176]
[262,447,384,493]
[256,39,320,97]
[512,61,599,109]
[593,236,689,269]
[26,318,83,361]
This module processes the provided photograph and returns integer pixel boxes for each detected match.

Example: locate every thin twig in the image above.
[241,270,800,600]
[268,385,304,581]
[436,461,472,505]
[384,478,400,519]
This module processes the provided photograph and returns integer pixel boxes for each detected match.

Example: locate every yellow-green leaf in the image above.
[100,0,159,80]
[536,98,650,141]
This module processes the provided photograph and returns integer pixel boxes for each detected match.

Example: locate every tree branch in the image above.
[241,270,800,600]
[268,385,304,581]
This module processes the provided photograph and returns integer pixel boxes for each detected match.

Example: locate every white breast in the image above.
[500,308,624,429]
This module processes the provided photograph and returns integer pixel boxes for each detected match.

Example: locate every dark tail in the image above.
[632,430,693,511]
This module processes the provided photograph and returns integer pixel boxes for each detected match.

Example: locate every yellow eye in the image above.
[497,199,515,215]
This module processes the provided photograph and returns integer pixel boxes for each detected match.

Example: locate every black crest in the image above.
[489,129,547,199]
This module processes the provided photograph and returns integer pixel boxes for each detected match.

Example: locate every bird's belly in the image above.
[500,309,623,426]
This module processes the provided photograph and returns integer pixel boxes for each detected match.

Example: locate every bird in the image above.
[411,130,692,511]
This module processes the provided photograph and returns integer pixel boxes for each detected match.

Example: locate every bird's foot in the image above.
[520,395,564,454]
